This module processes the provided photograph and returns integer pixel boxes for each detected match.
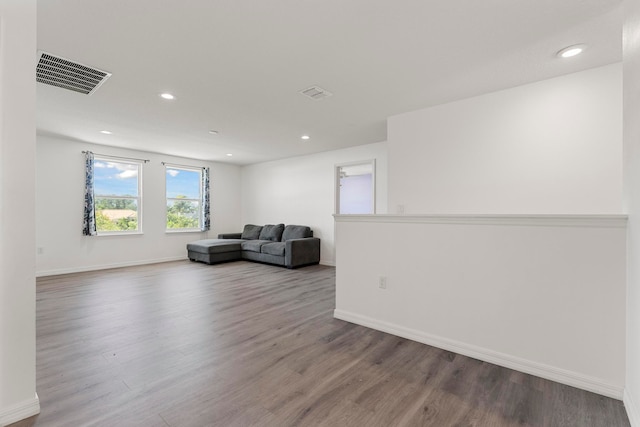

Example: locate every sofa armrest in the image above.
[218,232,242,239]
[285,237,320,268]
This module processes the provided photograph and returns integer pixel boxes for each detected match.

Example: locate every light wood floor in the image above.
[10,260,630,427]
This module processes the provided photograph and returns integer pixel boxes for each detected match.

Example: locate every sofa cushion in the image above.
[282,225,312,241]
[241,239,271,253]
[261,242,285,257]
[187,239,242,254]
[241,224,263,240]
[258,223,285,242]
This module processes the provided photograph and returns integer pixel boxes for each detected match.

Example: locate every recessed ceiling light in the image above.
[557,44,586,58]
[209,130,219,135]
[100,130,112,134]
[301,135,310,140]
[160,93,175,100]
[226,153,233,157]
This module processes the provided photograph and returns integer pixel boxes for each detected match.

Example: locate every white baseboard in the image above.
[38,256,335,277]
[320,259,336,267]
[0,393,40,426]
[334,309,624,400]
[36,256,186,277]
[625,388,640,427]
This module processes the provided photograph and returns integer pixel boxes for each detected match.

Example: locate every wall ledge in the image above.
[625,388,640,427]
[0,393,40,426]
[334,309,624,400]
[334,214,628,228]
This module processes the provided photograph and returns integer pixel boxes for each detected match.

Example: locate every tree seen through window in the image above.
[166,167,202,230]
[94,159,141,233]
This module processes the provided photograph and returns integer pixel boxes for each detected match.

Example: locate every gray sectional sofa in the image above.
[187,224,320,268]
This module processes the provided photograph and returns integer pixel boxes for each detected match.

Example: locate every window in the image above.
[93,158,142,233]
[166,166,203,231]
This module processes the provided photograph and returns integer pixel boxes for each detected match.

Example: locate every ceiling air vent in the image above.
[36,51,112,95]
[299,85,333,100]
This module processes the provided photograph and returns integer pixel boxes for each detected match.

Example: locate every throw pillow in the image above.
[259,223,285,242]
[241,224,263,240]
[282,225,311,241]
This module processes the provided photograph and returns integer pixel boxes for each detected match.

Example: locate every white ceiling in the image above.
[36,0,622,165]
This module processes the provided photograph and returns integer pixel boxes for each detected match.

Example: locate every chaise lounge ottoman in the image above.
[186,238,244,265]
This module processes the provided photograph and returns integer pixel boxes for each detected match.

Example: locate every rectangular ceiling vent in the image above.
[36,51,112,95]
[299,85,333,100]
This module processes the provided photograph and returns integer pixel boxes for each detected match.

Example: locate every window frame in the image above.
[93,157,143,235]
[165,165,203,233]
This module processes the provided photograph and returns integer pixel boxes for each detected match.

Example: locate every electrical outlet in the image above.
[397,204,405,214]
[37,247,44,255]
[379,276,387,289]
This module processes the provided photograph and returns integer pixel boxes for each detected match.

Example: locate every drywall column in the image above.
[0,1,40,425]
[624,0,640,424]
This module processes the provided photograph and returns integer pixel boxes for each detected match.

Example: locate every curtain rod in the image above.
[82,151,150,163]
[161,161,206,170]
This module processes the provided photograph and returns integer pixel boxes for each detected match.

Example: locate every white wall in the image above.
[36,135,242,276]
[624,0,640,424]
[335,215,627,399]
[339,174,373,214]
[388,63,623,215]
[240,142,387,266]
[0,1,40,425]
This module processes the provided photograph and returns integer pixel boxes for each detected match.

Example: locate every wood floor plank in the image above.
[8,260,630,427]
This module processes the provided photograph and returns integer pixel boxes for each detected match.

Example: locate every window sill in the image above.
[165,229,206,234]
[96,231,144,237]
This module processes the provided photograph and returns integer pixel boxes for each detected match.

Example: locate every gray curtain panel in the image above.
[82,151,97,236]
[201,166,211,231]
